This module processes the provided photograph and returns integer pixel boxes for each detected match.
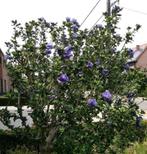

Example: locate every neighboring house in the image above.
[0,49,11,94]
[128,44,147,70]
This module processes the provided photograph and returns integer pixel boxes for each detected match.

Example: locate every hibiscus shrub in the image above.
[1,5,146,153]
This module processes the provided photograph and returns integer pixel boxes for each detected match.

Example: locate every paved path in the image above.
[135,97,147,111]
[134,97,147,119]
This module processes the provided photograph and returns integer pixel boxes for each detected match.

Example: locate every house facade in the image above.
[134,44,147,69]
[128,44,147,70]
[0,49,11,94]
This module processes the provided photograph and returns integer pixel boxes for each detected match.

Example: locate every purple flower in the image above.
[64,45,72,52]
[46,43,53,49]
[96,24,103,29]
[102,90,112,103]
[61,34,67,42]
[72,25,78,32]
[101,69,109,77]
[66,17,71,22]
[127,92,135,98]
[87,98,97,107]
[64,50,73,59]
[136,116,142,128]
[112,5,121,14]
[45,43,53,54]
[64,46,73,59]
[123,63,130,71]
[5,54,12,60]
[72,33,78,39]
[86,61,93,69]
[48,95,57,100]
[57,73,69,84]
[127,48,134,58]
[95,59,100,66]
[127,92,135,103]
[71,18,79,26]
[111,48,116,53]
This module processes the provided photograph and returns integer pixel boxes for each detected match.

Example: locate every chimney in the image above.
[136,45,140,51]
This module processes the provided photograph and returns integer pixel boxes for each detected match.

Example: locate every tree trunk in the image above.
[40,127,58,154]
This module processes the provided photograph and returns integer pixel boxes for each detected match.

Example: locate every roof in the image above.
[128,43,147,62]
[0,48,4,57]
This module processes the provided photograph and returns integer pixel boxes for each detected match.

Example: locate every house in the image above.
[134,44,147,69]
[0,49,11,94]
[128,44,147,70]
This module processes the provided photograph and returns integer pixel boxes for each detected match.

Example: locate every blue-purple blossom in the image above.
[102,90,112,103]
[66,17,71,22]
[72,25,79,32]
[86,61,93,69]
[64,46,73,59]
[96,24,103,29]
[87,98,97,107]
[61,34,67,42]
[57,73,69,84]
[111,48,116,53]
[101,69,109,77]
[64,50,72,59]
[127,48,134,58]
[72,33,78,39]
[95,59,100,66]
[127,92,135,98]
[48,95,57,100]
[5,54,12,60]
[112,5,121,13]
[136,116,142,128]
[127,92,135,103]
[123,63,130,71]
[38,17,45,22]
[46,43,53,49]
[71,18,79,26]
[45,43,53,54]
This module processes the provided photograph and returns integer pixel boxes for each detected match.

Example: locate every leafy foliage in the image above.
[1,6,146,153]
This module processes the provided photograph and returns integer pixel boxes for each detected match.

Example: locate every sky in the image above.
[0,0,147,53]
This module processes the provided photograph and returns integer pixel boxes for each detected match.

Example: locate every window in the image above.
[0,79,3,93]
[4,80,6,92]
[0,56,3,67]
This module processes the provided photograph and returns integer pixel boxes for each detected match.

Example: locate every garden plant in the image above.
[0,4,146,154]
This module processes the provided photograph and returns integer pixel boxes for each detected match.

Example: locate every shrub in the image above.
[0,96,27,106]
[0,5,146,153]
[0,129,40,153]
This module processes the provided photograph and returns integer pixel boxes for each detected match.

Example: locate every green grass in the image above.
[0,95,7,98]
[124,141,147,154]
[8,146,37,154]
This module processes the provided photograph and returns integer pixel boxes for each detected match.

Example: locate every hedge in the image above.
[0,129,41,154]
[0,97,28,106]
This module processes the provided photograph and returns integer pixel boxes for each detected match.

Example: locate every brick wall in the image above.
[0,50,11,94]
[135,47,147,70]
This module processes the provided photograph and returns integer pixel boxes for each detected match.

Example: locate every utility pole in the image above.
[107,0,111,16]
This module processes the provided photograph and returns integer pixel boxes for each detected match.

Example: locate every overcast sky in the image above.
[0,0,147,52]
